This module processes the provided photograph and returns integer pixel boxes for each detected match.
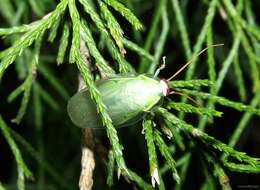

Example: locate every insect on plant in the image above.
[67,44,223,129]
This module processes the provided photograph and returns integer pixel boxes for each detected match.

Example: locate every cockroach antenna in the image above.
[167,44,224,81]
[170,90,201,107]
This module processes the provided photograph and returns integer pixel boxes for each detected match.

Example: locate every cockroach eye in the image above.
[160,79,170,96]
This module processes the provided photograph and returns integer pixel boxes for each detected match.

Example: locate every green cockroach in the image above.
[67,45,221,128]
[67,73,169,128]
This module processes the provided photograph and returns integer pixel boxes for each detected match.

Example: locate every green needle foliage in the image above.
[0,116,32,190]
[143,119,160,187]
[0,0,260,190]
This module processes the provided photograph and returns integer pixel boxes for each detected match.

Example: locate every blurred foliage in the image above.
[0,0,260,189]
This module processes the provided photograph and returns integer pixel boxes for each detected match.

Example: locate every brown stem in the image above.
[78,37,95,190]
[79,129,95,190]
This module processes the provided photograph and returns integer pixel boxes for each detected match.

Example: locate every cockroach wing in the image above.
[100,75,164,126]
[67,89,102,128]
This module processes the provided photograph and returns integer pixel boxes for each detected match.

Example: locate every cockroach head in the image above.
[160,79,170,96]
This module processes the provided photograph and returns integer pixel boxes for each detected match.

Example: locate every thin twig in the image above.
[79,129,95,190]
[78,37,95,190]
